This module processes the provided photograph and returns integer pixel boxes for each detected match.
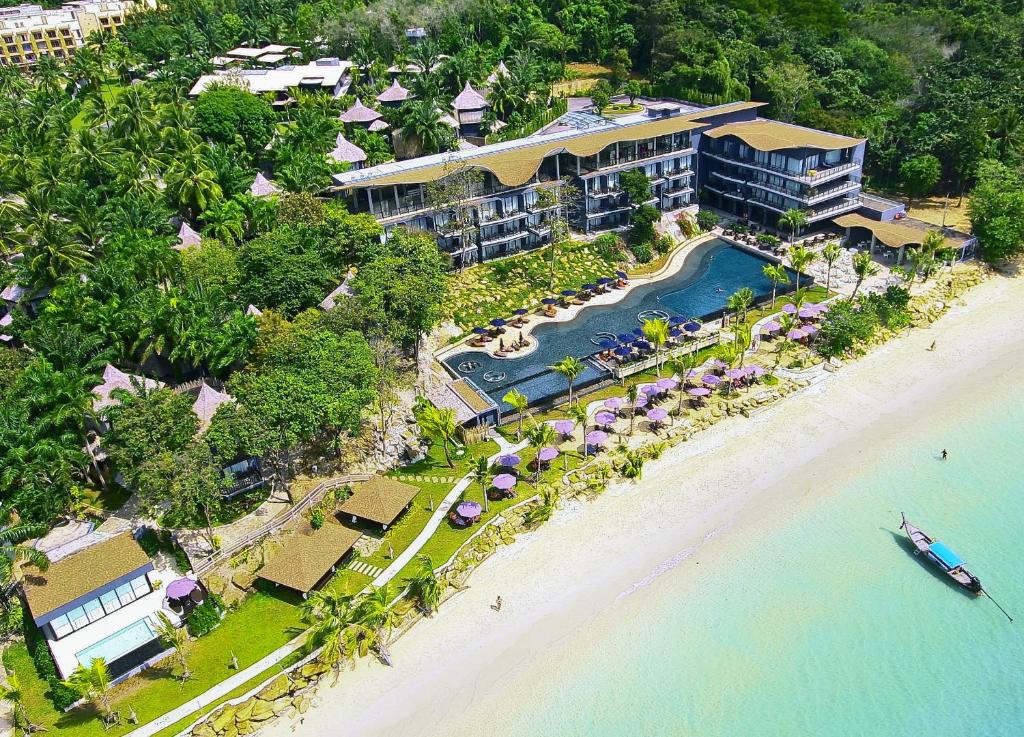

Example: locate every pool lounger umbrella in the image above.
[597,277,614,284]
[537,447,559,462]
[656,378,678,390]
[498,453,521,467]
[761,321,781,333]
[687,387,711,396]
[581,283,596,291]
[595,411,616,425]
[553,419,575,435]
[724,368,745,380]
[787,328,807,340]
[493,473,517,490]
[472,327,489,335]
[669,315,686,325]
[641,384,661,395]
[683,321,701,332]
[702,374,722,385]
[585,430,608,445]
[561,289,577,297]
[598,339,618,349]
[490,318,507,327]
[781,304,797,315]
[803,324,819,335]
[616,270,628,279]
[603,397,624,410]
[646,408,668,422]
[167,578,199,600]
[456,501,482,518]
[513,308,529,316]
[614,346,632,357]
[617,332,635,342]
[541,297,558,305]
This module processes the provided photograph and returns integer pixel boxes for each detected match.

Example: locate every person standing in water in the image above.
[942,449,948,460]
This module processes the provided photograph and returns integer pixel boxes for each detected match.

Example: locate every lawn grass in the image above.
[70,82,125,132]
[11,587,305,737]
[446,240,623,332]
[81,482,131,514]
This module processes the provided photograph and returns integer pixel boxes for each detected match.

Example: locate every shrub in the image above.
[757,233,781,247]
[676,212,698,239]
[696,209,719,231]
[816,298,879,357]
[591,233,626,261]
[0,600,24,637]
[629,204,660,245]
[630,242,653,264]
[654,234,674,255]
[310,507,325,530]
[29,637,79,710]
[187,594,225,637]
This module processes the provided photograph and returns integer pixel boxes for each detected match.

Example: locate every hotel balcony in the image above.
[746,178,861,206]
[704,153,860,185]
[480,227,529,246]
[479,209,529,226]
[587,204,631,218]
[587,187,621,199]
[580,146,695,177]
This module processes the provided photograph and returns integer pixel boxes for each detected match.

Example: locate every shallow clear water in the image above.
[481,378,1024,736]
[443,241,794,410]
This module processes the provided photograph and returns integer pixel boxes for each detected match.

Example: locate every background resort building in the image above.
[0,0,148,68]
[188,58,352,104]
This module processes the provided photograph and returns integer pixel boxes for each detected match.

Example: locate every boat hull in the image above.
[900,515,983,595]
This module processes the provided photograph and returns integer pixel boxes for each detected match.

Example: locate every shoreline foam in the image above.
[262,269,1024,737]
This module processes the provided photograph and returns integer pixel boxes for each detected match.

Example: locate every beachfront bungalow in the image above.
[257,519,363,596]
[833,207,977,264]
[21,529,179,682]
[339,476,419,530]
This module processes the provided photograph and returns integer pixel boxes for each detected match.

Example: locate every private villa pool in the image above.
[442,240,798,412]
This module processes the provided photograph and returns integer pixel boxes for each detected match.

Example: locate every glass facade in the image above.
[47,573,152,639]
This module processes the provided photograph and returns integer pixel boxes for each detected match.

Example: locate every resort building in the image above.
[188,59,352,105]
[21,528,179,682]
[0,0,148,68]
[699,118,865,227]
[338,476,420,530]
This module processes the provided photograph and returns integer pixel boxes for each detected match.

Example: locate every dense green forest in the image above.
[2,0,1024,526]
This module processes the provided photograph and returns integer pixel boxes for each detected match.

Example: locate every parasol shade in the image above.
[493,474,517,490]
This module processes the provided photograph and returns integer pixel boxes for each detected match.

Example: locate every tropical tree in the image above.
[64,658,113,723]
[821,241,843,293]
[550,355,584,406]
[356,584,402,664]
[301,589,357,668]
[725,287,754,325]
[525,485,561,526]
[617,448,645,480]
[567,402,589,439]
[626,383,640,436]
[472,455,490,513]
[778,208,808,245]
[526,422,557,481]
[762,263,789,308]
[154,611,191,680]
[641,317,670,376]
[417,403,458,467]
[0,675,41,736]
[502,388,529,439]
[851,251,880,298]
[787,245,817,291]
[667,351,700,416]
[408,555,442,615]
[774,313,799,369]
[0,511,49,588]
[399,100,453,156]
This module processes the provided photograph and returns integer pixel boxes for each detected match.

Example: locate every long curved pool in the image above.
[443,240,797,411]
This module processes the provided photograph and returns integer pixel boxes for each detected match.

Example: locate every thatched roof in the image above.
[377,79,411,103]
[329,133,367,164]
[833,213,964,250]
[92,364,164,412]
[339,97,382,124]
[192,382,234,432]
[453,81,487,111]
[486,61,510,84]
[175,221,201,251]
[258,520,362,592]
[340,476,419,526]
[22,532,153,625]
[251,173,281,198]
[368,119,390,132]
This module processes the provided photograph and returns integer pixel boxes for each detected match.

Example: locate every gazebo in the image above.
[340,476,420,529]
[328,133,367,169]
[191,382,233,433]
[338,97,383,127]
[257,520,363,596]
[486,61,510,85]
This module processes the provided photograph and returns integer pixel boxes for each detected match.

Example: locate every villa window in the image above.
[83,599,104,623]
[824,149,841,165]
[100,588,122,614]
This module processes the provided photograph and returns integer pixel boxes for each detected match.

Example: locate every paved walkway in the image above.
[127,431,527,737]
[348,560,386,578]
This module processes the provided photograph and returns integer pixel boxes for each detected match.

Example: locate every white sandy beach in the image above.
[264,270,1024,737]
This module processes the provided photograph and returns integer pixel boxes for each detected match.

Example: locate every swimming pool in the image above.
[442,240,798,411]
[75,617,158,670]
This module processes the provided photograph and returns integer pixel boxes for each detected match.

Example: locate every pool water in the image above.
[443,241,796,411]
[75,617,158,669]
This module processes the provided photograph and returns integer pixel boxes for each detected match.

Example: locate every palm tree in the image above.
[762,263,789,308]
[525,486,561,526]
[526,423,558,481]
[725,287,754,326]
[357,584,402,664]
[641,318,670,376]
[408,555,442,615]
[732,323,752,368]
[167,164,223,219]
[550,356,584,406]
[617,449,645,480]
[778,208,808,245]
[787,245,816,291]
[774,313,799,369]
[154,612,191,680]
[502,388,529,439]
[399,100,451,155]
[668,351,699,416]
[201,199,245,244]
[0,675,41,736]
[64,658,113,722]
[626,383,640,435]
[417,404,459,467]
[301,589,357,668]
[472,455,490,513]
[0,511,49,588]
[851,251,880,298]
[989,106,1024,160]
[567,402,589,439]
[821,242,842,293]
[921,229,945,256]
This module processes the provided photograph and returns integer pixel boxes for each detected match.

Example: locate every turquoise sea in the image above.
[487,375,1024,736]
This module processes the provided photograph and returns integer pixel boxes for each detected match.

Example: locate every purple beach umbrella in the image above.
[685,369,701,379]
[617,332,634,342]
[598,339,618,349]
[641,384,661,395]
[646,408,668,422]
[167,578,198,600]
[787,328,806,340]
[683,321,701,332]
[711,359,728,371]
[798,308,816,319]
[498,453,521,467]
[724,368,745,380]
[490,318,507,327]
[537,446,559,462]
[702,374,722,385]
[561,289,577,297]
[472,326,489,335]
[616,270,628,279]
[614,346,632,357]
[761,321,781,333]
[633,394,649,408]
[781,304,797,315]
[687,387,711,396]
[595,411,616,426]
[553,419,575,436]
[803,324,819,335]
[603,397,624,410]
[493,473,517,490]
[656,377,678,390]
[541,297,557,305]
[669,315,686,325]
[585,430,608,445]
[598,276,614,285]
[456,501,482,518]
[581,283,596,291]
[514,308,529,316]
[748,365,767,377]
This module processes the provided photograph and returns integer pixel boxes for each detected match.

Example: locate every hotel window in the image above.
[50,614,74,638]
[115,581,137,606]
[131,575,151,598]
[67,605,90,630]
[83,598,104,623]
[100,588,121,614]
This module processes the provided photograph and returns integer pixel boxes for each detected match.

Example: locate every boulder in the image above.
[295,695,310,714]
[249,699,275,721]
[260,674,291,701]
[205,574,227,596]
[299,660,330,679]
[231,570,256,591]
[235,721,253,735]
[234,699,255,722]
[272,697,292,715]
[223,724,238,737]
[193,723,216,737]
[210,705,237,733]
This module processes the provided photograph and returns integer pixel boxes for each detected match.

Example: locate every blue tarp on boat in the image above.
[929,541,965,569]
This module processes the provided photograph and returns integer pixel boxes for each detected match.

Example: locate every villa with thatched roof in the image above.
[328,133,368,168]
[339,97,382,126]
[250,172,281,198]
[175,221,201,250]
[340,476,419,529]
[258,520,362,595]
[92,364,164,413]
[376,78,412,107]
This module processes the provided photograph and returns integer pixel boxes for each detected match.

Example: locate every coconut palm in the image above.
[921,229,945,256]
[200,199,245,244]
[667,351,699,416]
[641,318,670,376]
[617,448,646,480]
[408,555,442,615]
[0,674,41,736]
[166,163,223,219]
[550,356,585,406]
[851,251,880,298]
[787,245,816,291]
[732,323,752,367]
[399,100,452,155]
[726,287,754,326]
[567,402,589,439]
[821,241,843,293]
[64,658,113,722]
[525,485,560,526]
[301,589,357,668]
[526,422,558,481]
[626,383,640,436]
[778,208,807,245]
[417,404,458,467]
[774,313,799,368]
[472,455,490,513]
[762,263,789,308]
[0,510,49,588]
[154,611,191,681]
[357,584,402,663]
[502,388,529,439]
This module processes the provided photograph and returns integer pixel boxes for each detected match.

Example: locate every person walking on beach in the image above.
[942,449,948,460]
[492,596,502,612]
[928,340,937,351]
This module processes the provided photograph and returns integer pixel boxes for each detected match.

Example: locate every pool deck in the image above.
[436,233,720,364]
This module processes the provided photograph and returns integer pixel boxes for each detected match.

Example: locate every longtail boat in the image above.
[900,513,982,594]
